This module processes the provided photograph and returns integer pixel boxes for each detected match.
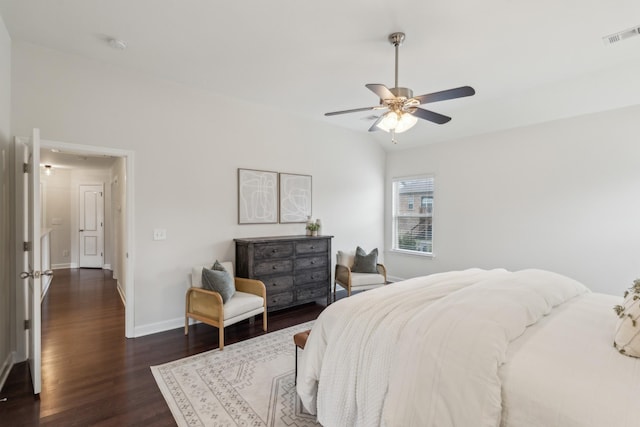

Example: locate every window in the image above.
[420,196,432,214]
[392,176,434,255]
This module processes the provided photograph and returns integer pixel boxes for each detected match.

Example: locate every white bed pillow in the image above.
[613,280,640,358]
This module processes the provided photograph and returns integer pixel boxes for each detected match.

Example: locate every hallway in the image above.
[1,269,322,425]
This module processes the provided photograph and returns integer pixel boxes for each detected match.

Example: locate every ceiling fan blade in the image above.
[324,106,378,116]
[368,115,384,132]
[411,108,451,124]
[365,84,396,100]
[413,86,475,105]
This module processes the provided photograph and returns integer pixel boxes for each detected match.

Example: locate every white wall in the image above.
[0,13,12,388]
[11,42,386,335]
[386,105,640,295]
[42,168,72,268]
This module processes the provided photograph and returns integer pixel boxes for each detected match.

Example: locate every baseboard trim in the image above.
[387,275,405,283]
[103,264,112,270]
[116,281,126,307]
[134,317,185,338]
[42,276,53,301]
[52,263,72,270]
[0,351,15,393]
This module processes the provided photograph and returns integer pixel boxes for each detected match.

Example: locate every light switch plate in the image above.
[153,229,167,241]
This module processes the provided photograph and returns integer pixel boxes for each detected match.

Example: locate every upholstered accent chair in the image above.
[333,251,387,300]
[186,261,267,350]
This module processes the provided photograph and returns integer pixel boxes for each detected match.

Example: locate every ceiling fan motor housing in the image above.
[389,87,413,100]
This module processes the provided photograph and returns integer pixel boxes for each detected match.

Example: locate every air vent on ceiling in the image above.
[603,25,640,45]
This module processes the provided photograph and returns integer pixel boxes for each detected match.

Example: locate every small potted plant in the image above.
[306,222,320,236]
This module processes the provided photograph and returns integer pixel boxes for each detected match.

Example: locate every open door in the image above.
[16,128,50,395]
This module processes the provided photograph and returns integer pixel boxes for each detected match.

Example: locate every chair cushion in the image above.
[351,247,379,273]
[350,272,386,287]
[336,250,355,268]
[202,265,235,303]
[224,291,264,320]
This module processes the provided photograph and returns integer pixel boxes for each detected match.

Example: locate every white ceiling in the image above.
[1,0,640,151]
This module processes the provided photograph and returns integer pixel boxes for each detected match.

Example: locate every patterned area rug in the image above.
[151,321,319,427]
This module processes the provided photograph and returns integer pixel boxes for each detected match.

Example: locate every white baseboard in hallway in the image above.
[0,351,15,393]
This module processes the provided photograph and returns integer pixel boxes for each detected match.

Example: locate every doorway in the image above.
[14,134,136,398]
[40,139,135,338]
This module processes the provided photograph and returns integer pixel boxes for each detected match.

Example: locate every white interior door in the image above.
[79,184,104,268]
[17,128,44,395]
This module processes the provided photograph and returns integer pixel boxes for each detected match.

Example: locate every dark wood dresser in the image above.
[234,235,333,311]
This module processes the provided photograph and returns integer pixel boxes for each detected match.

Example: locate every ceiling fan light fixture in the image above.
[376,111,417,133]
[324,32,474,142]
[395,112,418,133]
[376,111,399,132]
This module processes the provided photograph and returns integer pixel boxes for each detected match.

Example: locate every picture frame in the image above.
[279,173,312,223]
[237,168,278,224]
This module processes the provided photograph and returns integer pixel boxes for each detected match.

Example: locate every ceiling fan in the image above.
[325,32,475,143]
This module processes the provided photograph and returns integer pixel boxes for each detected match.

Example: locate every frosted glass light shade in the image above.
[395,113,418,133]
[376,111,399,132]
[376,111,418,133]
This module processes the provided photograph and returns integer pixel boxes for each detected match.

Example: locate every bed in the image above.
[296,268,640,427]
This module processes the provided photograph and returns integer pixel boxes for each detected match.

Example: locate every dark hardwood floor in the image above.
[0,268,326,426]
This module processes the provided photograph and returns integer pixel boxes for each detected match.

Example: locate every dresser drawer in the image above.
[295,268,328,284]
[296,285,328,301]
[296,240,328,255]
[267,292,294,309]
[254,259,293,276]
[254,243,294,260]
[294,255,327,270]
[260,275,294,294]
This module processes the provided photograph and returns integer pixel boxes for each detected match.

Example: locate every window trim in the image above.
[391,174,435,256]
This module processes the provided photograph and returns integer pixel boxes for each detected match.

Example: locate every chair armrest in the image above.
[335,264,352,285]
[186,287,223,316]
[235,277,266,299]
[376,264,387,282]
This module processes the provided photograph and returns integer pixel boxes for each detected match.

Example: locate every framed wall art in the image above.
[237,168,278,224]
[279,173,312,223]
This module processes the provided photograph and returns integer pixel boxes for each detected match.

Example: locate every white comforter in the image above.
[297,268,589,427]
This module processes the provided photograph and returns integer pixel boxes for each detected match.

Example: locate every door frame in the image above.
[15,136,136,343]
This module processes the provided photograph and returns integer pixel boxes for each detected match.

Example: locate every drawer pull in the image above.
[310,246,315,249]
[311,261,315,264]
[272,283,277,287]
[272,265,277,270]
[272,249,277,253]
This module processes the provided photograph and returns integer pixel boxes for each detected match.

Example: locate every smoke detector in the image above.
[603,25,640,45]
[108,38,127,50]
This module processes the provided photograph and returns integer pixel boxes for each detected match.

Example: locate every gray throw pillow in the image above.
[351,246,379,274]
[202,261,235,303]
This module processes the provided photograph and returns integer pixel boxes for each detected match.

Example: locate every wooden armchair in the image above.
[185,261,267,350]
[334,250,387,300]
